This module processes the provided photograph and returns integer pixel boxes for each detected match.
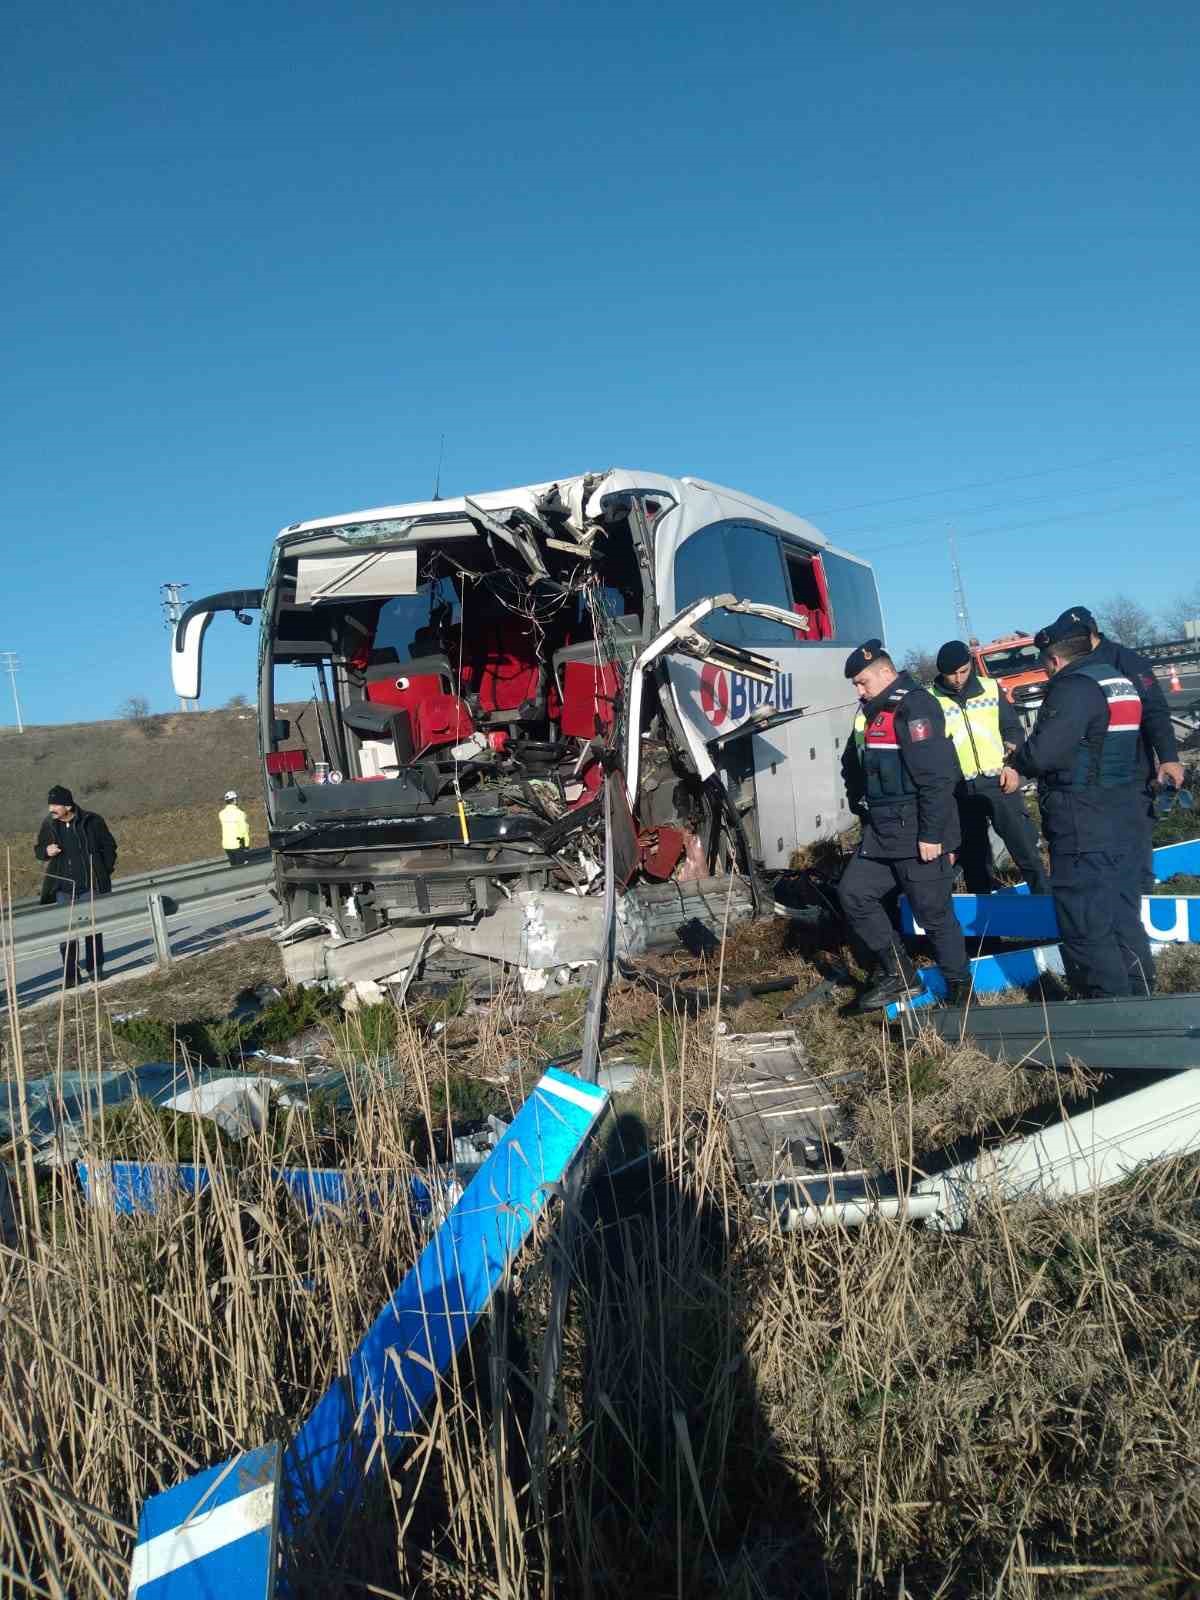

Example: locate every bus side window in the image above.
[824,551,883,644]
[783,548,833,641]
[673,522,795,645]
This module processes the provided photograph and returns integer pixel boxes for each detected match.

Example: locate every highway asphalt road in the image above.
[4,882,278,1011]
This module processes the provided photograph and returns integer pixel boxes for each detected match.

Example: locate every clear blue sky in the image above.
[3,0,1197,727]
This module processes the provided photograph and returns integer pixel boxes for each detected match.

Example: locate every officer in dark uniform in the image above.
[1034,606,1184,891]
[838,639,971,1011]
[931,639,1050,895]
[1000,619,1155,997]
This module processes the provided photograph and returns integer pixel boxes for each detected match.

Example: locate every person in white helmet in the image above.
[218,791,251,865]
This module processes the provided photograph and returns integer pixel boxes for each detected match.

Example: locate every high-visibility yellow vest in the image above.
[931,680,1006,778]
[219,804,250,850]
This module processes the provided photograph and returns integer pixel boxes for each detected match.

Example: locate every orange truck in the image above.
[969,633,1047,724]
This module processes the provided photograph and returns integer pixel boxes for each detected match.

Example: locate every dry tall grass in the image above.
[3,952,1200,1597]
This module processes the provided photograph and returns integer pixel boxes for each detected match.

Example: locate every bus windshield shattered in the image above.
[171,470,882,993]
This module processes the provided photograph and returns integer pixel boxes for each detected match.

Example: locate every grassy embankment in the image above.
[0,708,279,899]
[3,909,1200,1598]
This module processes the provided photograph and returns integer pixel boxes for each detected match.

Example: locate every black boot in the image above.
[942,978,973,1010]
[59,941,79,989]
[83,933,105,983]
[82,934,104,979]
[851,951,922,1014]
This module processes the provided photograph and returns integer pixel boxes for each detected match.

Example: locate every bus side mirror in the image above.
[172,611,213,700]
[272,718,291,742]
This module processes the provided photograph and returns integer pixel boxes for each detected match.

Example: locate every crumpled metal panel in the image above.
[717,1030,861,1191]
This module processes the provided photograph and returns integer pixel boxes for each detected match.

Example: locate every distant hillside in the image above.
[0,707,290,900]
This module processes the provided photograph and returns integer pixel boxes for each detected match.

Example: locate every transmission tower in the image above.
[160,582,193,710]
[0,652,23,733]
[948,528,975,642]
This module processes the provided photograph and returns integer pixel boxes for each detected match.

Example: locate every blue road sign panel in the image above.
[129,1443,281,1598]
[77,1161,397,1222]
[901,893,1200,943]
[1153,838,1200,879]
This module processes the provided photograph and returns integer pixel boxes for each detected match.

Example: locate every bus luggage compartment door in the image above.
[750,712,843,868]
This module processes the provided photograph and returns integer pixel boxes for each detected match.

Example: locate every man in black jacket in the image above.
[34,785,117,985]
[838,640,970,1011]
[1035,606,1183,891]
[1000,622,1154,996]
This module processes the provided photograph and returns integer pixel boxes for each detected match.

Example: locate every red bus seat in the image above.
[558,659,620,738]
[365,656,454,721]
[459,622,544,724]
[412,693,474,753]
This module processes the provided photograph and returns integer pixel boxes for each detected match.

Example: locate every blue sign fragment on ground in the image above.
[129,1442,281,1598]
[123,1067,609,1596]
[887,943,1069,1018]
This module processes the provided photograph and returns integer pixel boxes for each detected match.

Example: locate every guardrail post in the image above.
[148,893,172,968]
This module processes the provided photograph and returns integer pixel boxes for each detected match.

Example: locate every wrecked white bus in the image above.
[172,470,882,989]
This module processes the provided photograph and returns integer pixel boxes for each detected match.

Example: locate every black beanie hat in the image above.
[47,785,74,807]
[936,640,972,674]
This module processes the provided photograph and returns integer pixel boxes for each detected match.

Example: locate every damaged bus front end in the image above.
[172,470,882,993]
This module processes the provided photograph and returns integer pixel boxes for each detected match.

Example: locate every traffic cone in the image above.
[1169,663,1183,693]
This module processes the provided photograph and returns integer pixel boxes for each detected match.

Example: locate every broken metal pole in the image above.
[530,775,619,1503]
[902,992,1200,1075]
[923,1068,1200,1229]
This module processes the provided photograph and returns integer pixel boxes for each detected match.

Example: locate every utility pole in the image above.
[160,583,192,710]
[948,527,975,643]
[0,652,23,733]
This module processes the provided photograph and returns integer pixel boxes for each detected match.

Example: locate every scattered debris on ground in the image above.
[5,826,1200,1598]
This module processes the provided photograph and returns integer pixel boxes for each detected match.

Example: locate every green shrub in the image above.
[1159,872,1200,895]
[111,1017,178,1065]
[629,1012,683,1073]
[254,986,338,1047]
[1153,808,1200,846]
[406,982,468,1032]
[428,1070,506,1125]
[534,992,589,1058]
[200,1016,254,1066]
[98,1098,241,1162]
[334,1002,400,1061]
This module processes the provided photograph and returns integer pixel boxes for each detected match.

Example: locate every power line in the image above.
[799,439,1197,523]
[836,461,1200,545]
[863,489,1196,560]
